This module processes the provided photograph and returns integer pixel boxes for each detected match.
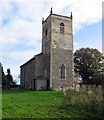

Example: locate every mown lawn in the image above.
[2,88,103,119]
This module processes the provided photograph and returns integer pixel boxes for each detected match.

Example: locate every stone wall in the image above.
[20,57,35,89]
[35,53,43,78]
[50,14,73,89]
[51,49,73,89]
[35,79,47,90]
[20,53,46,90]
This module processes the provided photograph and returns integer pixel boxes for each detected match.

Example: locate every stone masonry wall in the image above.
[50,14,73,89]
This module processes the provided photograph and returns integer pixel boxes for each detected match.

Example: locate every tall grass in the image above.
[63,85,104,115]
[3,88,102,118]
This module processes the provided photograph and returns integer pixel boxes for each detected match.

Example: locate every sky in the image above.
[0,0,103,84]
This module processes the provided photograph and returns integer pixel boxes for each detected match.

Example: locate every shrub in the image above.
[63,86,104,114]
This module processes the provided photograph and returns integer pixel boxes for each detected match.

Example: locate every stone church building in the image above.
[20,9,73,90]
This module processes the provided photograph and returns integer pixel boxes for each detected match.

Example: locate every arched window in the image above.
[60,22,65,34]
[60,64,65,79]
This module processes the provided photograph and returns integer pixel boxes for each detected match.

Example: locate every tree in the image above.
[2,67,6,88]
[0,63,6,89]
[74,47,104,85]
[95,63,104,102]
[5,68,13,88]
[12,80,17,87]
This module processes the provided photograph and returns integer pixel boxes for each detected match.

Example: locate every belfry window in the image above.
[60,64,65,79]
[60,22,65,34]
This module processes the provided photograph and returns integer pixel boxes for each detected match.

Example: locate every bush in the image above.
[63,86,104,114]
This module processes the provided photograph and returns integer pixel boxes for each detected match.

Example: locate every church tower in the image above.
[42,8,73,90]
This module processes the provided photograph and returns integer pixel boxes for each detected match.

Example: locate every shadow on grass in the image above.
[2,88,30,94]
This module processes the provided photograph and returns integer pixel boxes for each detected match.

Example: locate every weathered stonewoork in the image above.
[20,10,73,90]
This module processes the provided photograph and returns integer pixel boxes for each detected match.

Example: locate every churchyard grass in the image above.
[2,88,104,118]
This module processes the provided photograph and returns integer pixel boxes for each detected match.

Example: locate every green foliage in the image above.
[74,47,104,84]
[2,67,6,85]
[2,88,100,118]
[2,68,14,89]
[6,68,13,84]
[63,86,104,117]
[12,80,17,88]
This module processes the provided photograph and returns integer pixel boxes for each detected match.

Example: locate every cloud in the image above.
[2,49,39,80]
[50,0,102,32]
[0,0,102,82]
[1,0,102,44]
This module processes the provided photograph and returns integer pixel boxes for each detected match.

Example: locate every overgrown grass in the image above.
[63,86,104,118]
[2,88,104,118]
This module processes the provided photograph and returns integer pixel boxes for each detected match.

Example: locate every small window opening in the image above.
[60,22,65,34]
[45,29,48,36]
[60,64,65,79]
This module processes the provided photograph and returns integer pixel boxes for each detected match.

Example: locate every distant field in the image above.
[2,88,103,118]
